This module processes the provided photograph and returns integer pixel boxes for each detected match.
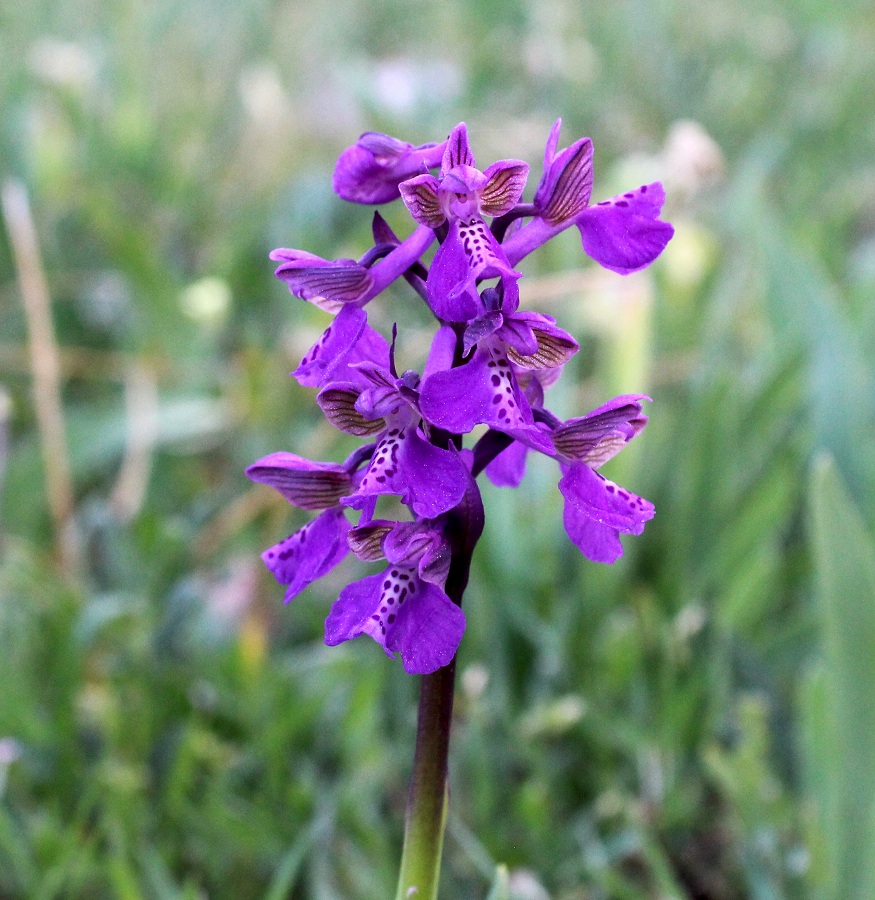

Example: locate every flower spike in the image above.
[253,119,670,672]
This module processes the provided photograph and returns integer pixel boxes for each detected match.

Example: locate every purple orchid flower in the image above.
[486,394,654,563]
[325,518,463,674]
[318,361,469,518]
[398,123,529,322]
[503,119,674,275]
[333,132,446,204]
[418,288,576,450]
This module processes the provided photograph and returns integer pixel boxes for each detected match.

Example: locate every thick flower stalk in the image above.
[249,119,672,898]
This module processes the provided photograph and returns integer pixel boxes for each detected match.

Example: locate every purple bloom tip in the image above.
[333,132,445,205]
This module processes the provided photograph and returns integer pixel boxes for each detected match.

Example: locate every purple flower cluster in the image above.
[248,122,672,674]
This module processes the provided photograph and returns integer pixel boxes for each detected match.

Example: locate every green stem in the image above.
[395,527,474,900]
[394,659,457,900]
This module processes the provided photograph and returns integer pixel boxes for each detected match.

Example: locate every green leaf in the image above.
[805,454,875,899]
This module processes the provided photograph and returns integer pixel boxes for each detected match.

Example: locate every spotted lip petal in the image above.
[562,501,625,564]
[418,340,552,454]
[262,507,351,601]
[341,422,469,519]
[426,218,522,323]
[324,566,466,674]
[576,182,674,275]
[559,463,654,533]
[293,305,390,389]
[559,462,654,565]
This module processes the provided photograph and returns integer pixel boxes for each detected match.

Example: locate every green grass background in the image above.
[2,0,875,896]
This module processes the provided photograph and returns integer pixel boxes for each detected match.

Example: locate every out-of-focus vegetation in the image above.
[2,0,875,897]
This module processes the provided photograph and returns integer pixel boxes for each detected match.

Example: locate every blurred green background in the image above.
[2,0,875,897]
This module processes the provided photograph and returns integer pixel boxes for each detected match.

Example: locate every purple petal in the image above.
[495,314,538,358]
[558,463,654,533]
[504,313,579,369]
[386,579,465,674]
[325,566,465,674]
[324,569,395,656]
[562,500,625,564]
[576,183,674,275]
[246,452,353,509]
[271,252,373,310]
[343,425,467,518]
[399,174,445,228]
[347,521,394,560]
[463,311,504,356]
[441,165,488,195]
[423,325,458,379]
[317,384,386,436]
[342,428,407,510]
[383,522,452,587]
[485,439,529,488]
[383,521,451,585]
[479,159,530,217]
[262,508,351,600]
[427,219,520,323]
[442,123,475,173]
[552,395,649,463]
[425,222,485,322]
[293,306,390,389]
[418,341,536,436]
[398,430,468,517]
[543,119,562,170]
[333,133,445,204]
[533,123,594,226]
